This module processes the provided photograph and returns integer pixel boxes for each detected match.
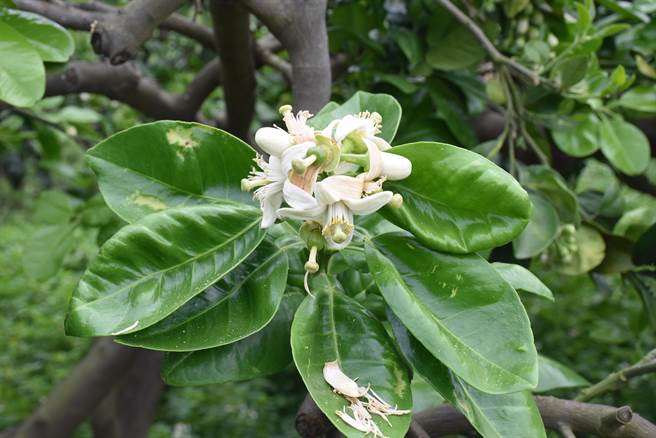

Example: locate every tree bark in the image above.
[90,351,165,438]
[13,339,138,438]
[45,60,220,122]
[209,0,256,140]
[245,0,331,113]
[90,0,187,64]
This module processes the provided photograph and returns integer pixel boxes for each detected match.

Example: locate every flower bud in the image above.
[389,193,404,209]
[381,152,412,180]
[254,127,291,157]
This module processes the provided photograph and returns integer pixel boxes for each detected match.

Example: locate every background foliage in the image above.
[1,0,656,436]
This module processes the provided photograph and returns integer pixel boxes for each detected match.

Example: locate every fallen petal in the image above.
[323,361,367,398]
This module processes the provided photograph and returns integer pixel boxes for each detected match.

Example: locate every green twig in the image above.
[435,0,558,89]
[575,349,656,402]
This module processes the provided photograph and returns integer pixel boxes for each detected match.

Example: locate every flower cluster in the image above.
[242,105,411,265]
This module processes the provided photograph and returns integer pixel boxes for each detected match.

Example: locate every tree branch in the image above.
[435,0,555,88]
[209,0,256,140]
[15,0,214,50]
[90,350,164,438]
[414,396,656,438]
[575,349,656,402]
[245,0,332,112]
[44,60,220,121]
[13,339,138,438]
[90,0,186,64]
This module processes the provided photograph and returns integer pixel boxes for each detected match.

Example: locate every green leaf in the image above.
[513,193,560,259]
[393,29,423,66]
[33,190,75,224]
[308,91,402,143]
[552,112,600,157]
[162,292,303,385]
[0,21,44,107]
[0,9,73,62]
[291,275,412,438]
[65,204,265,337]
[618,85,656,113]
[86,121,256,223]
[614,207,656,241]
[599,116,650,176]
[383,142,531,254]
[117,238,293,351]
[520,165,579,224]
[22,222,75,281]
[425,14,486,71]
[492,262,554,301]
[390,316,546,438]
[427,79,477,148]
[56,106,101,124]
[551,55,591,89]
[366,234,538,394]
[536,355,588,393]
[555,226,605,275]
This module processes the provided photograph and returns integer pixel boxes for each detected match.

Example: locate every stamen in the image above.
[292,155,317,174]
[241,177,270,192]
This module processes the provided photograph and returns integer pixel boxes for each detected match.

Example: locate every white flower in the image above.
[278,175,393,250]
[333,112,382,143]
[380,151,411,180]
[254,127,290,157]
[253,105,315,157]
[242,142,314,228]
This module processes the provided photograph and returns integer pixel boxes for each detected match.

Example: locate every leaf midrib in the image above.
[136,241,303,337]
[372,244,533,388]
[72,214,261,312]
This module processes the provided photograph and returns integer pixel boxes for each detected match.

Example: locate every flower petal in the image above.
[361,137,383,180]
[344,191,393,215]
[371,136,392,151]
[381,152,412,180]
[283,179,319,209]
[260,191,283,228]
[255,127,290,157]
[334,115,368,142]
[315,175,363,204]
[277,206,325,221]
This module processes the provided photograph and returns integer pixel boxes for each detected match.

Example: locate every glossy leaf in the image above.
[308,91,402,143]
[617,85,656,113]
[551,226,605,276]
[492,262,554,301]
[65,204,265,337]
[536,355,588,393]
[390,316,546,438]
[0,21,44,107]
[599,116,650,176]
[291,275,412,438]
[162,292,303,385]
[86,121,255,223]
[366,234,538,394]
[383,142,531,254]
[0,9,74,62]
[552,112,599,157]
[117,238,293,351]
[520,165,579,224]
